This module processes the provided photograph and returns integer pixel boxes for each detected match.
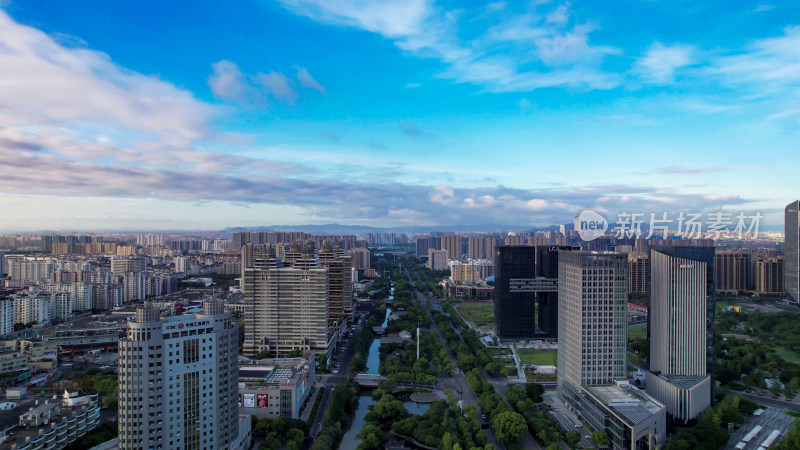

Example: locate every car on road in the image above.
[584,435,591,439]
[574,424,581,428]
[481,414,488,421]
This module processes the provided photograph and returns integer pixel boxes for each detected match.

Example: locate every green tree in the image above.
[370,394,406,422]
[441,431,455,450]
[524,383,545,403]
[102,396,118,409]
[775,420,800,449]
[786,377,800,399]
[492,411,527,445]
[592,431,610,447]
[565,430,581,448]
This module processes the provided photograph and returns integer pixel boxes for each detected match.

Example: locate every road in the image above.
[719,388,800,412]
[306,313,364,437]
[543,392,594,448]
[406,268,543,450]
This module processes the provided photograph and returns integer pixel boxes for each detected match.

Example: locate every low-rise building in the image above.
[578,383,666,450]
[6,394,101,449]
[238,357,314,420]
[439,280,493,299]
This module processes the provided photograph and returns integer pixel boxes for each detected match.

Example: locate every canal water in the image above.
[340,305,430,449]
[365,307,391,375]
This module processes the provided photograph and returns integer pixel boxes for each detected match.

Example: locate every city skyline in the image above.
[1,1,799,231]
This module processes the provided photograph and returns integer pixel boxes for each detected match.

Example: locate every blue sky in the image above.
[0,0,798,231]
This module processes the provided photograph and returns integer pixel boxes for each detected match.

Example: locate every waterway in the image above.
[339,397,431,450]
[339,395,377,450]
[341,305,433,449]
[364,307,392,375]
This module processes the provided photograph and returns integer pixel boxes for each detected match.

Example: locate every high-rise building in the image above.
[318,243,353,320]
[231,231,251,251]
[243,252,330,358]
[627,253,649,294]
[468,236,495,260]
[241,243,274,294]
[646,246,715,421]
[118,301,240,450]
[5,255,57,282]
[558,251,665,450]
[558,251,628,389]
[349,247,370,270]
[427,249,448,271]
[441,235,462,260]
[136,234,165,246]
[415,237,430,258]
[786,200,800,302]
[715,250,750,294]
[535,245,576,339]
[174,256,189,274]
[0,299,14,336]
[41,235,54,253]
[123,271,146,302]
[494,246,536,340]
[755,256,785,295]
[493,245,574,340]
[111,256,146,279]
[503,235,528,246]
[13,292,52,326]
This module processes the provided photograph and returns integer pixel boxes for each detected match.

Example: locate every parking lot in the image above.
[723,406,797,449]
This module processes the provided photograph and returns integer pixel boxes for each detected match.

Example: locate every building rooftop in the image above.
[239,358,312,385]
[585,383,665,426]
[265,367,294,384]
[655,374,709,389]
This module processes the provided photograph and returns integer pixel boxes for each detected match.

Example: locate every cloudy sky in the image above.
[0,1,798,231]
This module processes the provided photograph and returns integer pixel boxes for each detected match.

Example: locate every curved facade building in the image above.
[786,200,800,303]
[645,246,715,422]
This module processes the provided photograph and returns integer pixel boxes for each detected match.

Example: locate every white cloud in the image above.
[546,3,570,26]
[0,11,214,147]
[526,199,550,210]
[208,60,254,103]
[486,2,506,13]
[679,100,736,114]
[635,42,695,84]
[709,26,800,92]
[750,4,775,13]
[296,67,328,95]
[255,71,299,104]
[208,61,327,106]
[277,0,621,92]
[276,0,430,38]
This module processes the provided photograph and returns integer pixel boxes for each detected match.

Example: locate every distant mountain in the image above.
[221,223,536,235]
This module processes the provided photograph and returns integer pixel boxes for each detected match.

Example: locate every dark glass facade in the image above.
[494,245,578,340]
[494,246,537,339]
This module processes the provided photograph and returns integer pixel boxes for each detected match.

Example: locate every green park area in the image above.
[517,348,557,366]
[628,323,646,340]
[775,347,800,364]
[455,303,494,328]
